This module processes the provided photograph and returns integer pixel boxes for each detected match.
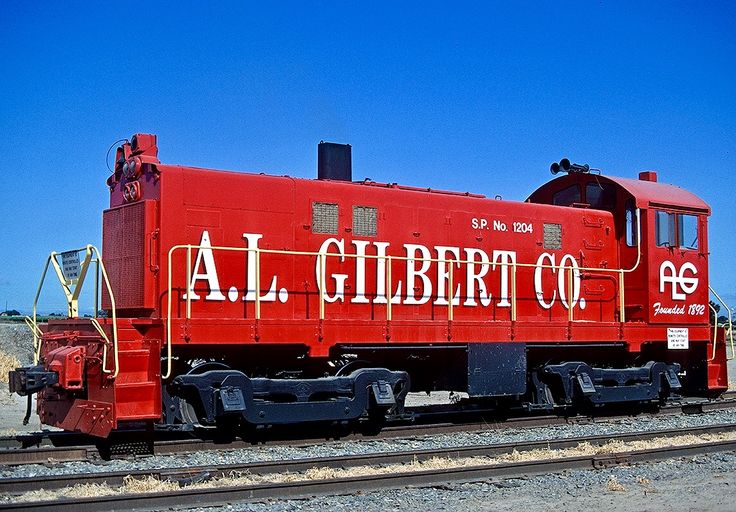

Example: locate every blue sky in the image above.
[0,1,734,314]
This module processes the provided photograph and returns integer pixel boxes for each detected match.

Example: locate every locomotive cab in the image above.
[529,168,711,327]
[528,164,726,396]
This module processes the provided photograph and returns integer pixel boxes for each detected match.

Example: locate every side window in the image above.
[678,214,699,250]
[586,183,615,210]
[552,185,581,206]
[655,211,675,247]
[625,200,637,247]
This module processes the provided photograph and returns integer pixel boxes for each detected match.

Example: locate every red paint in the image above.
[31,135,727,436]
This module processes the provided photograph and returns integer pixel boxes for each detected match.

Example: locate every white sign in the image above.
[667,327,689,350]
[61,251,81,284]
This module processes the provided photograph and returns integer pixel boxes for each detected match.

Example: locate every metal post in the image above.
[319,253,326,320]
[511,262,517,322]
[567,265,574,322]
[619,269,626,323]
[255,249,261,320]
[448,259,454,321]
[186,245,192,320]
[386,256,392,321]
[94,259,99,316]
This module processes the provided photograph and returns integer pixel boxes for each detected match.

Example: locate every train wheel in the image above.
[174,361,233,428]
[334,359,371,376]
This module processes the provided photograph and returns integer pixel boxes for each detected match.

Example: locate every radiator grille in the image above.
[102,202,146,310]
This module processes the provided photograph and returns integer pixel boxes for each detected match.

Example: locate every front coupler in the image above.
[8,365,59,396]
[170,368,410,427]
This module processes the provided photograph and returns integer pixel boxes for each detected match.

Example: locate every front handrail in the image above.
[29,245,119,377]
[23,316,43,358]
[709,286,735,360]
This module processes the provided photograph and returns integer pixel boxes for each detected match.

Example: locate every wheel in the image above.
[165,361,232,428]
[334,359,371,376]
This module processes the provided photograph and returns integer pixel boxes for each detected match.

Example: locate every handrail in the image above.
[28,245,119,377]
[709,302,719,361]
[165,243,635,377]
[23,316,43,360]
[620,208,643,274]
[709,286,735,360]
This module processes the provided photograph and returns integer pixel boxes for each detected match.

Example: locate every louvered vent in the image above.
[312,202,338,234]
[102,202,146,310]
[352,206,377,237]
[543,223,562,250]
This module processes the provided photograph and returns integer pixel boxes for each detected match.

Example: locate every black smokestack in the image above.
[318,141,352,181]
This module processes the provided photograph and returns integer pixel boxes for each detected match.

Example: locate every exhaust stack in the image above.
[318,141,352,181]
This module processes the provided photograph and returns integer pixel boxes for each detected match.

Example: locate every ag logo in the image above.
[659,261,698,301]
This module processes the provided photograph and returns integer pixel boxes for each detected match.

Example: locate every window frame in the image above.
[654,209,700,250]
[655,210,676,247]
[585,182,616,210]
[678,213,699,250]
[552,184,581,207]
[625,200,638,247]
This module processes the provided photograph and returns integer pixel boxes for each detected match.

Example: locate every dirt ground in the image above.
[0,323,40,434]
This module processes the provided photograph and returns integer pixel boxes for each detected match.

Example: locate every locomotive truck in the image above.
[9,134,732,437]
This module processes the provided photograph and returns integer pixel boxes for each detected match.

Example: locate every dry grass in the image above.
[8,475,180,503]
[121,475,179,494]
[605,476,626,492]
[0,350,20,383]
[0,350,21,407]
[6,431,736,504]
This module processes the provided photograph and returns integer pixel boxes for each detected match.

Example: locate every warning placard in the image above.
[667,327,689,350]
[61,250,81,284]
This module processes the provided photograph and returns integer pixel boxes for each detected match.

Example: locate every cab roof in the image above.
[528,172,710,214]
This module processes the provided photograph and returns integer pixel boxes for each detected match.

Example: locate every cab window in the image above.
[553,185,581,206]
[679,214,699,250]
[586,183,616,210]
[625,200,637,247]
[655,211,675,247]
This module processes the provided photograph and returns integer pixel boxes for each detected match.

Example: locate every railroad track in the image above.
[1,393,735,466]
[2,422,736,511]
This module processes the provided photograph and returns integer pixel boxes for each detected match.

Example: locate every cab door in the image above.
[647,208,709,325]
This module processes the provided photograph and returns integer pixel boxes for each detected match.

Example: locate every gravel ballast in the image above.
[4,410,736,480]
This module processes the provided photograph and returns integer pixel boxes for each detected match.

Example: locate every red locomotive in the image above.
[9,134,731,437]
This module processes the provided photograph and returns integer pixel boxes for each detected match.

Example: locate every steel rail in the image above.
[2,394,735,466]
[0,414,564,466]
[1,422,735,511]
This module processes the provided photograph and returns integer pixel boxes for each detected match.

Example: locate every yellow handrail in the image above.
[709,286,735,360]
[164,242,637,377]
[28,245,119,377]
